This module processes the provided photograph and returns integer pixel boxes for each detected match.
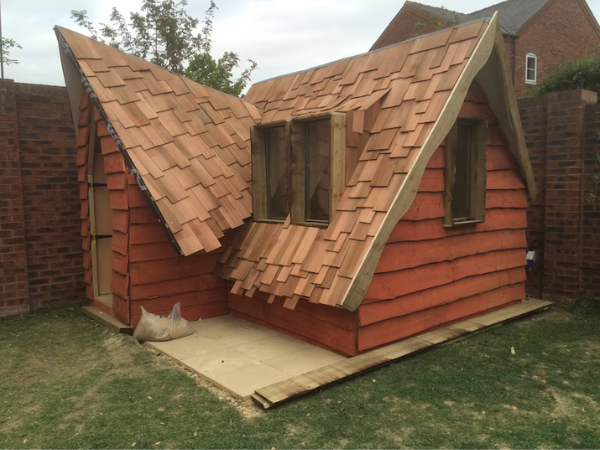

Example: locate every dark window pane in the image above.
[305,120,330,222]
[453,122,472,220]
[265,127,289,220]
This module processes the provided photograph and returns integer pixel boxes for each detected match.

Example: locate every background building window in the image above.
[444,118,488,227]
[526,53,537,85]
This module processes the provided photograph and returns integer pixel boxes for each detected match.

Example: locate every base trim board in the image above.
[81,305,133,334]
[253,298,552,408]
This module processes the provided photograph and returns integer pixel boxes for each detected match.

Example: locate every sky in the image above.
[2,0,600,88]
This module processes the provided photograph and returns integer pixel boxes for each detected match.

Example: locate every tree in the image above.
[0,37,22,67]
[71,0,256,97]
[530,53,600,97]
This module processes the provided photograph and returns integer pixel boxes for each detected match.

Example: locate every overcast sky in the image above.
[3,0,600,88]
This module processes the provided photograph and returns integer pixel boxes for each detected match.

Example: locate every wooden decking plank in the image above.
[81,305,133,334]
[254,299,552,408]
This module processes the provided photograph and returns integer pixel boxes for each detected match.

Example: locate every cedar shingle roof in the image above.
[215,15,534,311]
[55,26,261,256]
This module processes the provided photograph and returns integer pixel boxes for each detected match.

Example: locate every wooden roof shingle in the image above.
[56,26,261,256]
[216,14,535,311]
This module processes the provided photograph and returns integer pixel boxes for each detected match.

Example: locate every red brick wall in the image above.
[582,103,600,298]
[371,4,455,50]
[514,0,600,97]
[0,80,83,317]
[16,83,84,308]
[0,80,29,316]
[518,95,548,297]
[519,89,599,303]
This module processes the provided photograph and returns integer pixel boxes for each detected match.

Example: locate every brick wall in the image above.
[518,95,548,297]
[519,89,600,303]
[0,80,83,317]
[582,103,600,298]
[0,80,29,316]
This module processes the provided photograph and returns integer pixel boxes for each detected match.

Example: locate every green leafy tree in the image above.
[530,53,600,97]
[71,0,256,97]
[0,37,22,66]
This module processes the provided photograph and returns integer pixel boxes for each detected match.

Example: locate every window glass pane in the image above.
[265,127,289,220]
[526,56,536,81]
[453,122,473,220]
[305,120,330,222]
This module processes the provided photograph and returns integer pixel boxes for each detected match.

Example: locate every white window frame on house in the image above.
[526,53,537,85]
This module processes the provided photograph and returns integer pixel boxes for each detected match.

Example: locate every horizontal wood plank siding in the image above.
[357,88,529,352]
[228,291,358,356]
[128,178,229,327]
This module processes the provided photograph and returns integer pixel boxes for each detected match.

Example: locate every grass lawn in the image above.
[1,303,599,449]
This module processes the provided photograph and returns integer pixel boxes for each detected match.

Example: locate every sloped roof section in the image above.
[216,17,523,311]
[55,26,261,256]
[462,0,550,35]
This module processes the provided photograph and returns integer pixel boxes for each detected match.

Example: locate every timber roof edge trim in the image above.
[54,26,262,257]
[341,12,535,311]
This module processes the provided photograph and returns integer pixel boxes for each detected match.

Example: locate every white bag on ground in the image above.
[133,303,193,342]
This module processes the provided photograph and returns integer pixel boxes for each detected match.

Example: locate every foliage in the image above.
[0,37,22,66]
[530,53,600,97]
[71,0,256,97]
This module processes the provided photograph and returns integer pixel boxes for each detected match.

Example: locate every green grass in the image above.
[1,303,599,449]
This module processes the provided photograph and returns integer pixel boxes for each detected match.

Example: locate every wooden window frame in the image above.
[443,117,488,228]
[86,114,113,307]
[525,53,537,85]
[290,112,346,227]
[251,113,346,226]
[251,120,291,223]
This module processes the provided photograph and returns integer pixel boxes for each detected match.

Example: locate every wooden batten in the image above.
[329,112,347,216]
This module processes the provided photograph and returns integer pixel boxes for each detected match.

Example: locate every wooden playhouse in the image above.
[56,13,537,357]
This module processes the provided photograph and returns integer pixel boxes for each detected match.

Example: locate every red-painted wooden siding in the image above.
[228,291,357,356]
[77,93,229,327]
[127,181,229,328]
[357,84,528,352]
[78,93,129,323]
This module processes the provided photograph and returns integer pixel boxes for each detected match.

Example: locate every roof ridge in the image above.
[253,17,491,86]
[464,0,515,17]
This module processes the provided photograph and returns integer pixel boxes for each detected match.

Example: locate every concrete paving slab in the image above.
[147,314,348,399]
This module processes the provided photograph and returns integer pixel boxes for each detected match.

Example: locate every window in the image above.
[443,117,488,227]
[251,113,346,225]
[265,126,289,220]
[526,53,537,85]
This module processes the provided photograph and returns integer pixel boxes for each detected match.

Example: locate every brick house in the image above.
[372,0,600,97]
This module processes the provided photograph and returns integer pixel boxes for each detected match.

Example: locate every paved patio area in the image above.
[146,315,347,399]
